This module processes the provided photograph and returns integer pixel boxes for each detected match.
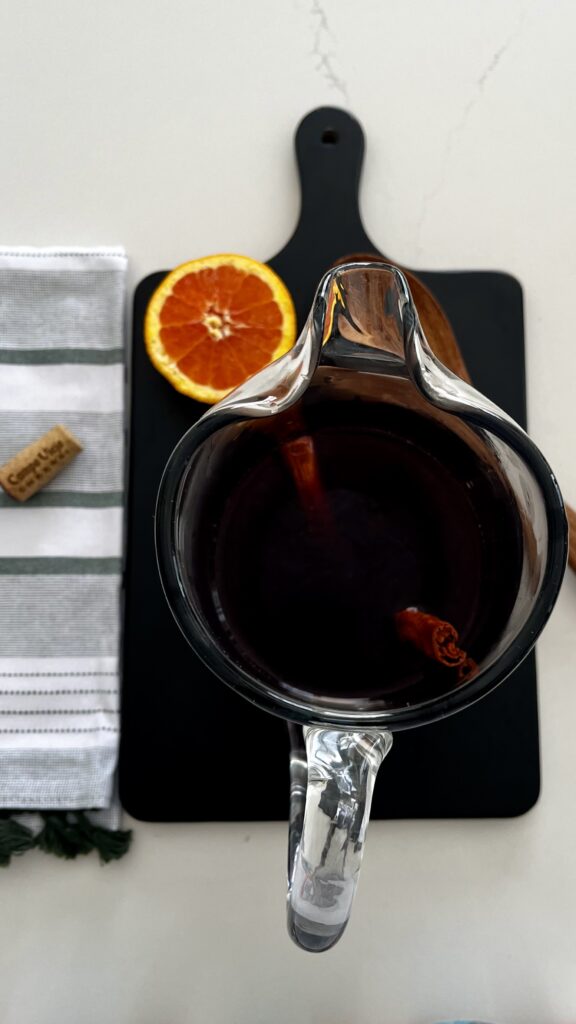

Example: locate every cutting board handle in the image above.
[295,107,372,243]
[270,107,377,290]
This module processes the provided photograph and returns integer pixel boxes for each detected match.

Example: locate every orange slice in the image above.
[144,254,297,404]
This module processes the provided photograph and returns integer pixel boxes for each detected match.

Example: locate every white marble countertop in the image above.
[1,1,576,1022]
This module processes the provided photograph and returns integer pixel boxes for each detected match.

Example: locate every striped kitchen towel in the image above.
[0,246,131,865]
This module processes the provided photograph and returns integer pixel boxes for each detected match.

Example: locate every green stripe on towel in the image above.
[0,349,124,365]
[0,491,123,509]
[0,557,122,575]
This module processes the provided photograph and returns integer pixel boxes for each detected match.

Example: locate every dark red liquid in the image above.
[189,398,523,707]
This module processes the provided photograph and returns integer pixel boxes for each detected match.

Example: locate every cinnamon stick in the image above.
[457,656,478,683]
[566,503,576,576]
[394,609,467,668]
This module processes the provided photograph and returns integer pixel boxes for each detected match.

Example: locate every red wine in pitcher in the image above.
[191,395,523,707]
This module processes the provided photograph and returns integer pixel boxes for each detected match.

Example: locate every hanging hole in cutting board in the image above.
[321,127,339,145]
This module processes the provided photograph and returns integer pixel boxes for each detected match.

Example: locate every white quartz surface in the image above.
[1,1,576,1021]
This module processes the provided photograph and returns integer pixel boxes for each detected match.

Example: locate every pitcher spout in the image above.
[204,261,426,427]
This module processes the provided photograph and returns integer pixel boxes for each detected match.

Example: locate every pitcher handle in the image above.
[287,726,393,952]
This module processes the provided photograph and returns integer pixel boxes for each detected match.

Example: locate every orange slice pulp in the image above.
[144,254,297,404]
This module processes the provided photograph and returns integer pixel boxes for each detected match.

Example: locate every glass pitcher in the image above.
[155,262,567,953]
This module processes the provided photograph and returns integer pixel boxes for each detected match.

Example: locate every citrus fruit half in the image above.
[144,254,297,404]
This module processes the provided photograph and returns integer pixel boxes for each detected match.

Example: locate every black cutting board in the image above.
[119,108,538,821]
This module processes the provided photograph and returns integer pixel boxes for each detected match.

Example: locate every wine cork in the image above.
[0,425,83,502]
